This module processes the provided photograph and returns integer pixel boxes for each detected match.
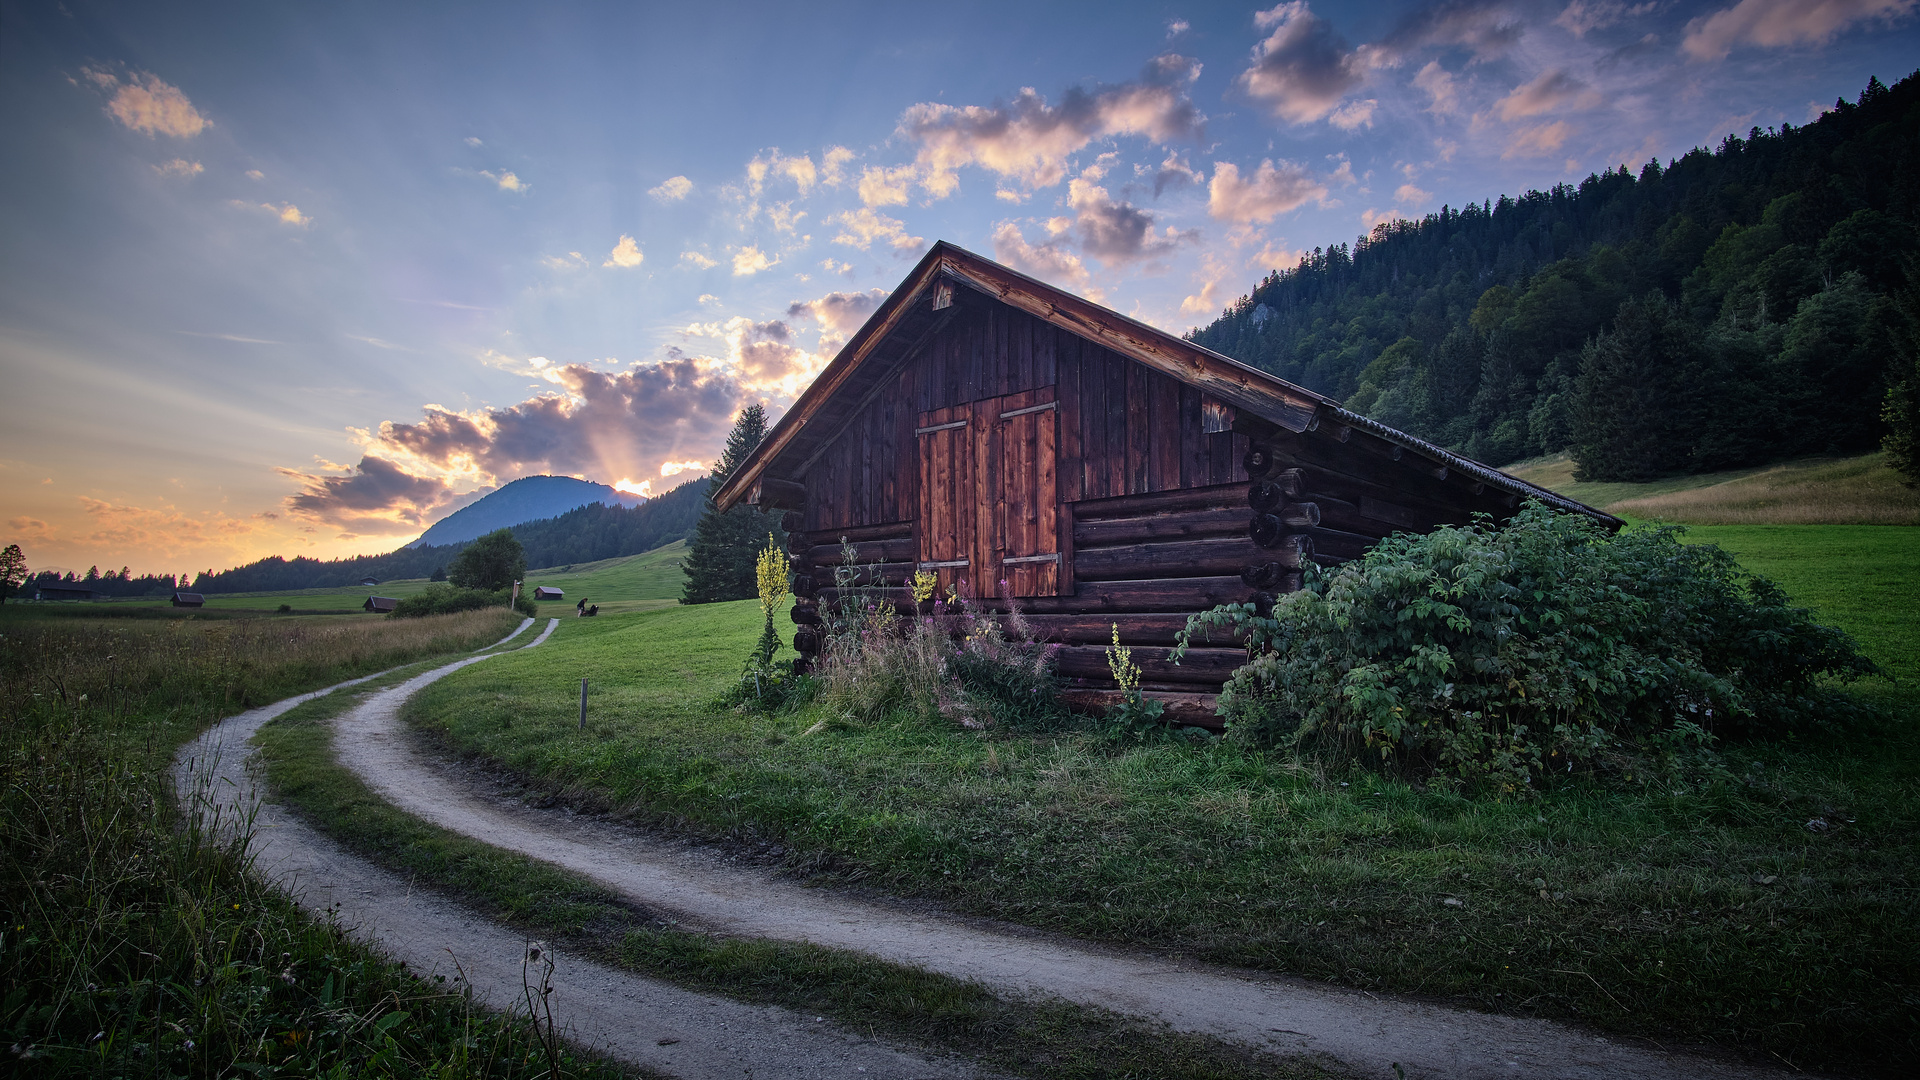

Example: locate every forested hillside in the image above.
[186,479,704,593]
[1189,73,1919,481]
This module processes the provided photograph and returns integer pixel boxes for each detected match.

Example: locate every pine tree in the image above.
[1570,294,1705,481]
[681,405,786,604]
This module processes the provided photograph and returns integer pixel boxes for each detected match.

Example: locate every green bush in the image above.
[390,584,536,619]
[1178,503,1878,791]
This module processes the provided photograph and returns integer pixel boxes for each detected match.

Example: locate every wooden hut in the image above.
[364,596,399,614]
[533,586,564,600]
[713,242,1618,722]
[170,591,205,608]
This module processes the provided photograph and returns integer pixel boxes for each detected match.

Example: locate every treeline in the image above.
[188,480,704,594]
[23,567,186,597]
[1189,73,1919,480]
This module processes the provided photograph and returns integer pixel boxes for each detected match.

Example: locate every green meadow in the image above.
[401,512,1920,1076]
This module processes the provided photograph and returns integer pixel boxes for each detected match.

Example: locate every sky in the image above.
[2,0,1915,578]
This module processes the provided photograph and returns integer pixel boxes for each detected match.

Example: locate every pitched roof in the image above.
[714,241,1617,527]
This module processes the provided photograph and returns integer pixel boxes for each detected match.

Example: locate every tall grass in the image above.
[0,608,615,1077]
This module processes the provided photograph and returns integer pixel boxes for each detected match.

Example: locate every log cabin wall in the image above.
[787,298,1408,712]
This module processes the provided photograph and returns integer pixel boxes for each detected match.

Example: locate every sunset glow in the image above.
[612,479,653,498]
[2,2,1912,577]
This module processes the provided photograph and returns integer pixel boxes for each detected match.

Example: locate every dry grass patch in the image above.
[1503,451,1920,524]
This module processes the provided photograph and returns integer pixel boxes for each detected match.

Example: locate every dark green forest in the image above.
[1189,73,1919,481]
[170,479,704,594]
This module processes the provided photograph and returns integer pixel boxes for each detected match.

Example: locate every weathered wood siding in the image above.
[802,303,1251,534]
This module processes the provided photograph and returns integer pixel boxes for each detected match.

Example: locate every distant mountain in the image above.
[408,475,644,549]
[190,478,708,594]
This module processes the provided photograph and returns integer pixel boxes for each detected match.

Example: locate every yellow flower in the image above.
[755,534,790,618]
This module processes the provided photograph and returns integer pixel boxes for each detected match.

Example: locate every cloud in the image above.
[1681,0,1915,60]
[1180,252,1233,315]
[820,258,853,275]
[766,201,806,233]
[1329,99,1377,129]
[1234,3,1364,124]
[1396,183,1434,204]
[899,53,1204,195]
[245,169,264,180]
[989,221,1095,294]
[154,158,203,178]
[1207,159,1328,223]
[857,164,916,207]
[66,497,260,555]
[541,251,588,270]
[787,288,890,346]
[1066,175,1190,263]
[240,201,311,227]
[681,250,718,269]
[465,136,483,147]
[732,245,778,275]
[821,146,856,186]
[1556,0,1658,36]
[279,455,458,533]
[1412,60,1462,113]
[1362,207,1410,229]
[659,460,707,477]
[828,208,924,252]
[682,317,828,395]
[1503,120,1575,156]
[1495,70,1603,119]
[481,169,527,192]
[8,516,52,538]
[747,149,819,195]
[354,359,753,498]
[86,69,208,138]
[1358,0,1525,67]
[1168,18,1191,37]
[603,235,645,268]
[1148,152,1204,196]
[649,175,693,201]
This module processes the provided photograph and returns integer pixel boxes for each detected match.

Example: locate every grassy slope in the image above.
[1504,450,1920,525]
[406,537,1919,1075]
[61,538,691,615]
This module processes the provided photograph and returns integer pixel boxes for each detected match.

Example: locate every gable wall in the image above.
[803,301,1251,532]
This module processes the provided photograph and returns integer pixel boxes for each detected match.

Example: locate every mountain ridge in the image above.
[407,475,646,549]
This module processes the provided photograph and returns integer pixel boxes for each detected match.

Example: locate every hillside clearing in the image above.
[1504,451,1920,524]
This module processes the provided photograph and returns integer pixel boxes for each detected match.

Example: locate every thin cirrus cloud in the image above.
[154,158,203,178]
[897,52,1205,196]
[1682,0,1917,60]
[1494,70,1604,120]
[84,68,208,137]
[1557,0,1660,37]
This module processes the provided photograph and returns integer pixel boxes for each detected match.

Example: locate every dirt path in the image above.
[174,627,991,1080]
[316,633,1789,1080]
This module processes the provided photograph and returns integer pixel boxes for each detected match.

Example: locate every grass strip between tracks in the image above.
[254,670,1347,1080]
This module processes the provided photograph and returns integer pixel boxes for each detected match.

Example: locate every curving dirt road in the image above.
[175,621,991,1080]
[179,616,1793,1080]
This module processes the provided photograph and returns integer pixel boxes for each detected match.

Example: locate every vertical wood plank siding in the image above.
[806,304,1250,532]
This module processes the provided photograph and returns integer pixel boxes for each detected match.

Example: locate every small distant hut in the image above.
[359,577,380,586]
[713,242,1619,723]
[364,596,399,613]
[35,583,95,601]
[171,591,205,608]
[532,586,564,600]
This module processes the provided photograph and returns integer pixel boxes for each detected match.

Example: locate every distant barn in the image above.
[359,577,380,586]
[532,586,564,600]
[34,584,94,601]
[364,596,399,613]
[171,591,204,608]
[715,242,1619,723]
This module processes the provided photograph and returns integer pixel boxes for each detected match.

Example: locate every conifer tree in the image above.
[681,405,785,604]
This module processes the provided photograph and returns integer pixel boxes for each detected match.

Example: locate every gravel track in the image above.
[173,623,990,1080]
[173,617,1793,1080]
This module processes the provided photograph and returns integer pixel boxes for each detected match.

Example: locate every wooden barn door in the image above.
[914,402,975,597]
[915,387,1061,601]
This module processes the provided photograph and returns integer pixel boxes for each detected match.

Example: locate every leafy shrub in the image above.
[1178,503,1878,791]
[809,544,1065,730]
[446,528,527,592]
[390,584,536,619]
